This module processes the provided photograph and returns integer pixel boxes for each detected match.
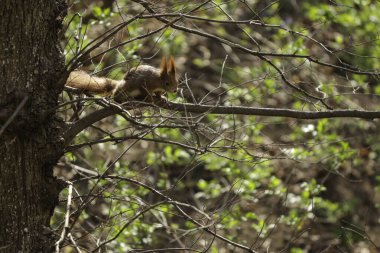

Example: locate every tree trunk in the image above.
[0,1,66,252]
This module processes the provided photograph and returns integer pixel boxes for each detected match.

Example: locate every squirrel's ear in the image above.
[160,56,167,76]
[168,56,176,75]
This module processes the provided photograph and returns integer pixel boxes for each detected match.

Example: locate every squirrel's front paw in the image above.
[153,95,169,106]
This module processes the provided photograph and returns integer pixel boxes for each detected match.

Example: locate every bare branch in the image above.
[132,0,379,76]
[55,182,73,253]
[166,102,380,119]
[0,96,28,137]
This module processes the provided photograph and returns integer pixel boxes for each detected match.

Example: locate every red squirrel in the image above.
[66,56,178,103]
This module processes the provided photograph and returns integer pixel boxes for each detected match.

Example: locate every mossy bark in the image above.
[0,1,67,252]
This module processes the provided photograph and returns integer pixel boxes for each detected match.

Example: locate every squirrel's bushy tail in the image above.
[66,71,119,95]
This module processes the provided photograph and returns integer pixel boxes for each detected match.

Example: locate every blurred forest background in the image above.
[56,0,380,252]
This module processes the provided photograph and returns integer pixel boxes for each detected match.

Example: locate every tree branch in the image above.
[166,102,380,119]
[63,101,379,145]
[131,0,379,76]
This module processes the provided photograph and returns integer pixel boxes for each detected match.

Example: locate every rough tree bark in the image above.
[0,1,67,252]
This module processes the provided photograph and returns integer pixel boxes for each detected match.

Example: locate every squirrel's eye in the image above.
[166,82,170,86]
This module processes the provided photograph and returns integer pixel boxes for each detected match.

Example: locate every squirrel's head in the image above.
[160,56,178,93]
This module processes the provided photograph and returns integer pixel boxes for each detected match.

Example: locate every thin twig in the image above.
[0,96,28,137]
[55,182,73,253]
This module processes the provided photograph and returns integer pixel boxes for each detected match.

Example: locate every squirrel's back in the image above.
[114,65,163,100]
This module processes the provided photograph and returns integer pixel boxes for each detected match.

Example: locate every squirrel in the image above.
[66,56,178,103]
